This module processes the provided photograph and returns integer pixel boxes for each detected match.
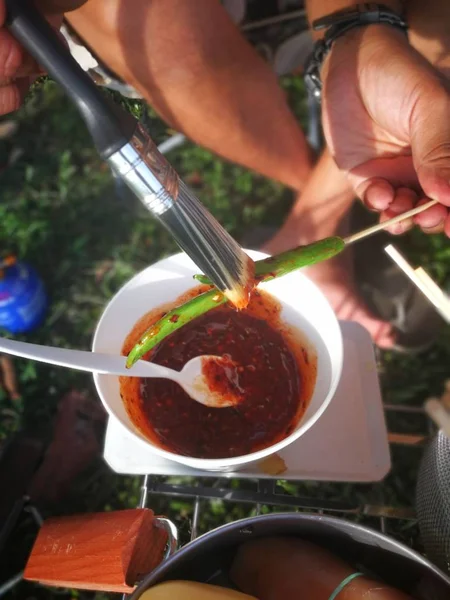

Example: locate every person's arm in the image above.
[408,0,450,78]
[303,0,450,237]
[67,0,313,191]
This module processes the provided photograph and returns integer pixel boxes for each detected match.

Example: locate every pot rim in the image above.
[131,512,450,599]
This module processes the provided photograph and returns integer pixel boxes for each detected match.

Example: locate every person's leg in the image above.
[67,0,312,191]
[264,148,353,253]
[264,149,395,348]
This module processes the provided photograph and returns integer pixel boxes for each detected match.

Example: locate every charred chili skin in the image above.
[126,237,345,368]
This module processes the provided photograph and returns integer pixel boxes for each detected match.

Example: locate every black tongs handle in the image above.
[5,0,136,158]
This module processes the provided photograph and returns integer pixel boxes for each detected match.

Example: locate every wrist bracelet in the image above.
[328,572,365,600]
[304,3,408,100]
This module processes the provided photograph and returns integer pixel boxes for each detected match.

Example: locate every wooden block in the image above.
[24,509,168,593]
[388,432,426,446]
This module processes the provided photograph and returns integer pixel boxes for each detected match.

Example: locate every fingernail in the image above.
[422,221,445,235]
[365,188,391,211]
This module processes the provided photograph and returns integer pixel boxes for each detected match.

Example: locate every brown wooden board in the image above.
[24,509,168,592]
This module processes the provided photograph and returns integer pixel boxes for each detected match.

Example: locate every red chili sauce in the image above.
[120,287,317,459]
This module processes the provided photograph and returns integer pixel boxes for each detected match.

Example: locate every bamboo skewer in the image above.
[344,199,438,245]
[415,267,449,304]
[384,245,450,323]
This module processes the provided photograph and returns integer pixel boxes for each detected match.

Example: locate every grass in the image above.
[0,78,449,597]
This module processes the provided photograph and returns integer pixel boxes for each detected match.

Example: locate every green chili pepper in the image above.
[194,236,345,284]
[126,288,227,368]
[126,236,346,368]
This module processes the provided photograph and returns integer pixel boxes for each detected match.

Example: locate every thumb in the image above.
[411,79,450,207]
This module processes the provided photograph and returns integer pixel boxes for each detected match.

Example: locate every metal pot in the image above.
[132,513,450,600]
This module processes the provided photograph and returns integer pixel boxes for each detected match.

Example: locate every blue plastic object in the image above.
[0,258,48,334]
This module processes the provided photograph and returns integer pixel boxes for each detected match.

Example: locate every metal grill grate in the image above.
[136,402,430,545]
[416,431,450,574]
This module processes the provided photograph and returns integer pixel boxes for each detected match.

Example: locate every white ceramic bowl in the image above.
[93,250,343,471]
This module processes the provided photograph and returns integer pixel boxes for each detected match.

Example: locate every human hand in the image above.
[321,24,450,237]
[0,0,86,115]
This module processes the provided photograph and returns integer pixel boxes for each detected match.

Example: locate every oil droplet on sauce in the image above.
[120,285,317,459]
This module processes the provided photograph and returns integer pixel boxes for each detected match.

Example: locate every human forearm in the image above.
[67,0,312,190]
[408,0,450,77]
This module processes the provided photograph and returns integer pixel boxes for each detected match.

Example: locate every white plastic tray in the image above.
[103,321,390,482]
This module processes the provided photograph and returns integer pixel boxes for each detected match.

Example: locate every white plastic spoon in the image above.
[0,337,241,408]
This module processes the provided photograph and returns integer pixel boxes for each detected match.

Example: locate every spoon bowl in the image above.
[0,337,238,408]
[129,353,242,408]
[179,354,243,408]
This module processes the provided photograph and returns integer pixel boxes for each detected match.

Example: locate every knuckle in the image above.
[410,76,450,125]
[420,143,450,168]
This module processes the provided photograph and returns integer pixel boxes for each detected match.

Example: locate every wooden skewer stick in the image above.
[415,267,450,304]
[384,245,450,323]
[344,199,438,245]
[414,267,450,319]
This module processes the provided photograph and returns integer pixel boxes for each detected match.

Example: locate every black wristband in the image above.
[304,3,408,100]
